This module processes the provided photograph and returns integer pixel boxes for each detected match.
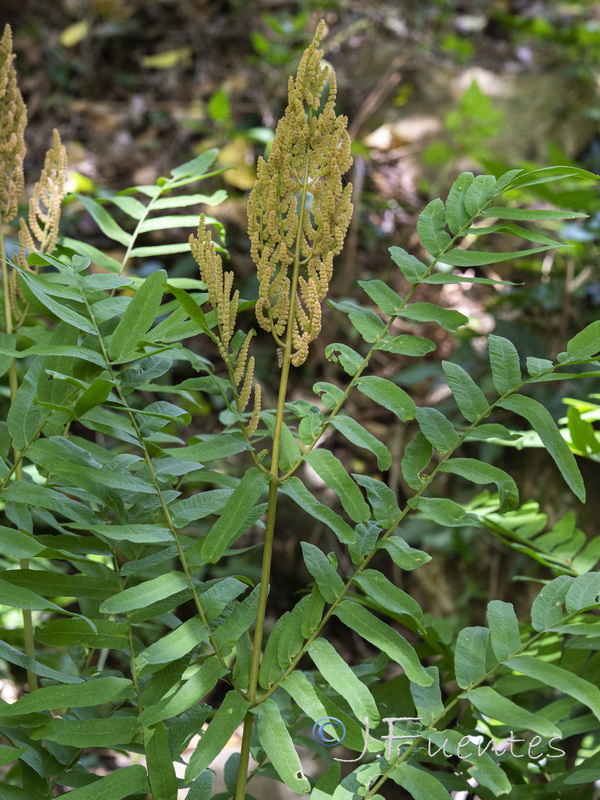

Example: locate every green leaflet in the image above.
[439,458,519,511]
[410,666,444,725]
[309,638,380,725]
[503,655,600,722]
[300,587,326,638]
[35,619,130,650]
[83,523,173,544]
[281,477,355,544]
[441,244,555,267]
[199,577,248,620]
[277,597,309,667]
[330,415,392,470]
[301,542,345,603]
[354,569,424,627]
[100,571,190,614]
[566,320,600,360]
[0,527,44,559]
[263,413,302,471]
[487,600,521,661]
[461,686,561,738]
[445,171,474,234]
[531,575,573,631]
[0,568,119,600]
[19,271,97,334]
[409,497,479,528]
[187,771,214,800]
[389,246,428,283]
[0,640,83,684]
[464,173,497,216]
[313,381,344,410]
[483,206,587,221]
[73,377,113,417]
[58,765,148,800]
[414,406,460,453]
[377,536,432,570]
[6,361,43,451]
[144,722,179,800]
[396,302,468,331]
[417,197,452,256]
[108,269,166,360]
[358,279,403,315]
[401,432,432,490]
[212,585,260,650]
[1,483,96,524]
[1,677,133,716]
[169,489,232,527]
[355,376,416,422]
[454,626,493,689]
[30,717,141,747]
[442,361,488,423]
[334,600,432,686]
[498,394,586,501]
[348,308,387,342]
[185,691,250,781]
[390,761,452,799]
[75,194,133,246]
[255,699,311,793]
[136,618,209,672]
[0,746,26,767]
[565,572,600,613]
[201,468,269,562]
[325,342,364,375]
[352,474,401,527]
[0,580,69,613]
[166,434,248,462]
[488,334,522,395]
[304,450,370,523]
[376,334,436,356]
[139,658,227,726]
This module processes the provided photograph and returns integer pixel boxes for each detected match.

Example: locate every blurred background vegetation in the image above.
[3,0,599,623]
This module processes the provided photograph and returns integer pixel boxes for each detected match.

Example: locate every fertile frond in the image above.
[17,129,67,268]
[247,21,353,366]
[0,24,26,223]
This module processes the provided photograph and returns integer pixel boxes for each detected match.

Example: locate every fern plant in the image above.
[1,21,600,800]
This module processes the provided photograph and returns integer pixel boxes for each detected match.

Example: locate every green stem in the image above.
[1,231,37,692]
[234,133,312,800]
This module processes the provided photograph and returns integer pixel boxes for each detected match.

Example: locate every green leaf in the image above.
[263,414,301,471]
[325,343,364,376]
[62,236,123,273]
[31,717,141,747]
[144,722,179,800]
[153,190,226,209]
[464,423,522,442]
[349,308,387,343]
[464,174,497,217]
[0,746,26,767]
[108,269,166,359]
[377,536,431,570]
[136,618,209,672]
[376,334,436,356]
[531,575,573,631]
[313,381,344,410]
[410,666,444,725]
[170,149,218,179]
[35,618,129,649]
[390,762,451,799]
[0,640,83,684]
[483,206,587,221]
[309,638,379,725]
[488,334,522,395]
[358,279,403,315]
[445,172,474,234]
[255,699,311,793]
[440,244,555,267]
[455,626,492,689]
[330,416,392,470]
[139,658,227,726]
[187,771,214,800]
[409,497,479,528]
[401,432,432,490]
[75,194,133,246]
[166,434,248,462]
[352,475,401,527]
[498,394,585,501]
[0,526,44,559]
[73,377,112,417]
[389,246,428,283]
[201,468,269,563]
[99,571,190,614]
[58,765,148,800]
[565,572,600,613]
[168,285,216,339]
[1,483,96,524]
[423,274,516,286]
[169,489,232,528]
[304,450,370,523]
[301,542,345,603]
[7,362,43,450]
[84,523,174,544]
[185,691,251,781]
[440,458,519,511]
[354,569,424,626]
[396,302,468,331]
[417,198,452,256]
[442,361,488,423]
[503,655,600,722]
[356,376,416,422]
[1,677,132,716]
[506,165,598,190]
[281,478,355,545]
[566,320,600,360]
[461,686,561,738]
[334,600,432,686]
[414,406,460,453]
[487,600,521,660]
